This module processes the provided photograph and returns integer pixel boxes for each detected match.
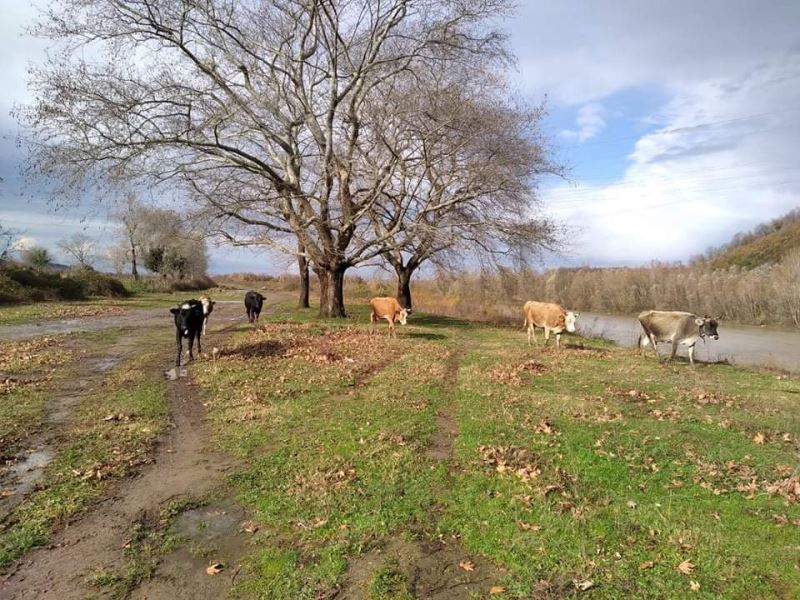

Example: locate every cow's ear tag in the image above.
[694,318,704,326]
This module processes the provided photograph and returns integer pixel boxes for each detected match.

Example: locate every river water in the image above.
[577,312,800,373]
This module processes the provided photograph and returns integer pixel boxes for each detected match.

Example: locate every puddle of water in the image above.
[172,504,244,543]
[95,355,123,372]
[1,447,55,513]
[165,367,189,380]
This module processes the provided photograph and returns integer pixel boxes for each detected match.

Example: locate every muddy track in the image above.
[0,359,235,598]
[425,348,464,462]
[0,332,153,522]
[0,298,293,599]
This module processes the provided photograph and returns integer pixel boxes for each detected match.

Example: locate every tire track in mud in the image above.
[0,333,150,522]
[0,299,291,599]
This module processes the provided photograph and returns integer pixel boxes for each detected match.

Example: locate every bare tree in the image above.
[364,69,561,308]
[0,224,18,261]
[112,194,142,280]
[19,0,514,317]
[58,233,96,268]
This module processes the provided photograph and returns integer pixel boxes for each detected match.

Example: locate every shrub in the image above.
[69,268,129,298]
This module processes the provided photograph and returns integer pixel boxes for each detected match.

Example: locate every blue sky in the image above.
[1,1,799,273]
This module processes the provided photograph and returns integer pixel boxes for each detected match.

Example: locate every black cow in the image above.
[170,300,204,366]
[245,291,265,324]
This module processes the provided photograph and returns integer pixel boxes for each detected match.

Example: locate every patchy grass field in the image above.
[193,303,800,599]
[0,288,247,325]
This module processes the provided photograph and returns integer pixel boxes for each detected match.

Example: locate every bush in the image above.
[0,264,85,303]
[168,274,217,292]
[69,268,129,298]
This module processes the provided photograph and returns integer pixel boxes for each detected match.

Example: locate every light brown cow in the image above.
[369,297,409,338]
[638,310,719,366]
[522,301,578,348]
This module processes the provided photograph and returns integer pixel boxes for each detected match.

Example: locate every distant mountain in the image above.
[704,208,800,270]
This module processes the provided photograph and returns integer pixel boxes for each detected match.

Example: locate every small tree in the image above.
[58,232,95,268]
[23,246,52,271]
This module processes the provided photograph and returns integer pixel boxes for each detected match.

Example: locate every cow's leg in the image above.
[187,334,194,362]
[555,333,561,348]
[648,334,660,361]
[370,312,376,335]
[195,329,202,356]
[387,317,395,338]
[202,316,208,336]
[175,331,183,367]
[527,323,537,346]
[543,326,551,346]
[669,339,678,362]
[688,344,695,366]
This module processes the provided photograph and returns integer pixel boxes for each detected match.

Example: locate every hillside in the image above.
[707,209,800,270]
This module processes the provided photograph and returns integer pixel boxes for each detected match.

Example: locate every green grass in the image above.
[194,302,800,599]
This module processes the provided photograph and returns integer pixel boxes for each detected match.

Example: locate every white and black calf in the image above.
[244,291,264,325]
[171,300,205,366]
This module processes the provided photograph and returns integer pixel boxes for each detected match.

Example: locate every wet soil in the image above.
[130,500,252,600]
[0,334,149,521]
[0,298,293,599]
[336,537,505,599]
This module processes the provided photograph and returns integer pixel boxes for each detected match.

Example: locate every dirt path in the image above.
[0,296,293,599]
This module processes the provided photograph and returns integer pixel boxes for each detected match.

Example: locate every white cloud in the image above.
[13,236,38,251]
[560,103,606,142]
[543,56,800,265]
[510,1,800,105]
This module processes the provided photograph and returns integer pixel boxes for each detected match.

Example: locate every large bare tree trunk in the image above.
[298,243,310,309]
[395,265,414,310]
[315,265,347,318]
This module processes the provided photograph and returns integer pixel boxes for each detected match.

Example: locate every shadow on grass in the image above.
[221,339,285,359]
[408,313,474,330]
[407,331,448,341]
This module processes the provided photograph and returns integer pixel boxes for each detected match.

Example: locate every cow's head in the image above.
[695,315,719,340]
[170,302,198,337]
[398,307,409,326]
[565,311,579,333]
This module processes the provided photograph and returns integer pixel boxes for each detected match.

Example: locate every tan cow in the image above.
[638,310,719,366]
[369,297,409,338]
[522,301,578,348]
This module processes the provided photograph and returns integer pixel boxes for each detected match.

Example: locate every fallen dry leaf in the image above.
[206,563,224,575]
[639,561,655,570]
[753,432,766,445]
[489,585,506,595]
[239,521,259,534]
[458,559,476,572]
[574,579,595,591]
[677,560,695,575]
[690,580,701,591]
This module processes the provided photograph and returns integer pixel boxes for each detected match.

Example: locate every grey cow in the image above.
[638,310,719,366]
